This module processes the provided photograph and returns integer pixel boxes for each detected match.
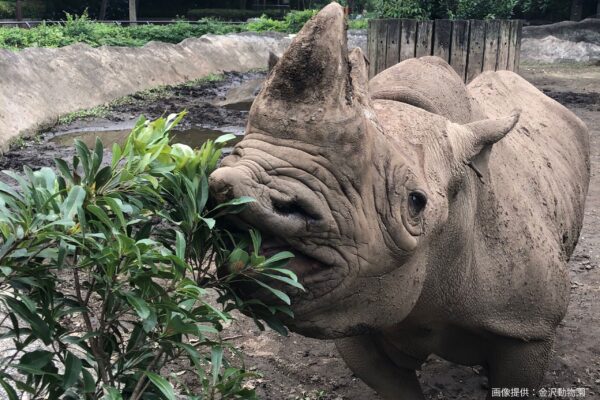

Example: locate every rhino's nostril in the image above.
[209,176,234,203]
[272,198,319,221]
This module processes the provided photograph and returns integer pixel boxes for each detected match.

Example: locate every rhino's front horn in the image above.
[259,2,351,109]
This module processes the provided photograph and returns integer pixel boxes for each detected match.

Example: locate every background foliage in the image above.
[0,0,594,50]
[0,8,328,50]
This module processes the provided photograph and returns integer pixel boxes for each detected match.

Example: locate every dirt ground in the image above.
[2,63,598,400]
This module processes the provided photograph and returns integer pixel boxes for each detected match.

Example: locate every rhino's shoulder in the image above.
[369,56,485,124]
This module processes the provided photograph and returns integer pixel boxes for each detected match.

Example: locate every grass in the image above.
[0,10,369,51]
[56,73,226,125]
[57,106,110,125]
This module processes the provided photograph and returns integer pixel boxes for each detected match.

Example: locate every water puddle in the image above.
[50,126,244,149]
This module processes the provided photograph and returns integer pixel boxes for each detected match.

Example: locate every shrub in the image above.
[187,8,287,21]
[246,9,318,33]
[0,0,46,19]
[0,112,302,398]
[0,15,243,50]
[348,18,368,29]
[0,1,13,19]
[455,0,518,19]
[371,0,430,19]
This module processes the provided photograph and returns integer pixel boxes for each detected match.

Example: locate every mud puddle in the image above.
[0,71,264,173]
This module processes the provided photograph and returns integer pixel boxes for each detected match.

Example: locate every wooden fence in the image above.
[367,19,523,83]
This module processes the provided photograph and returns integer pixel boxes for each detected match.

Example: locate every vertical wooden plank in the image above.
[415,20,433,57]
[385,20,401,70]
[399,19,417,62]
[513,19,523,73]
[466,19,485,83]
[432,19,452,63]
[482,20,500,71]
[496,20,511,70]
[507,20,518,73]
[367,19,378,78]
[450,20,469,81]
[375,20,388,75]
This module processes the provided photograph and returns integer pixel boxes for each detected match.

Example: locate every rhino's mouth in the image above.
[261,239,337,290]
[251,237,348,310]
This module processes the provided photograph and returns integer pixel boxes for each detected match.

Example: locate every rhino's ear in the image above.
[457,109,521,183]
[267,51,279,74]
[348,47,370,106]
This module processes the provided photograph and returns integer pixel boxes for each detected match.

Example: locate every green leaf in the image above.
[124,292,151,320]
[164,315,199,337]
[3,297,51,344]
[102,197,126,231]
[211,196,255,210]
[111,143,122,169]
[250,229,261,256]
[175,230,186,259]
[17,350,53,372]
[33,167,56,192]
[201,217,215,230]
[101,386,123,400]
[61,331,100,344]
[261,273,305,291]
[262,251,295,268]
[86,204,113,228]
[145,371,175,400]
[93,137,104,173]
[81,369,95,393]
[61,185,86,222]
[0,374,18,400]
[175,342,201,367]
[253,279,291,305]
[74,140,91,180]
[142,310,158,332]
[214,133,237,144]
[211,346,223,386]
[94,166,113,189]
[62,352,82,389]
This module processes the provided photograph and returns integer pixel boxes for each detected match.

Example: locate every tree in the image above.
[99,0,109,20]
[570,0,583,20]
[129,0,137,24]
[15,0,23,21]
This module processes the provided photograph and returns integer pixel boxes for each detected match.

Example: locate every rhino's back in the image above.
[468,71,589,260]
[369,56,485,124]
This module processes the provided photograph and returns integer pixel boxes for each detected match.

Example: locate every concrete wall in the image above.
[0,32,291,151]
[521,18,600,63]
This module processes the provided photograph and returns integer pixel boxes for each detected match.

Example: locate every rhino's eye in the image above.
[408,191,427,217]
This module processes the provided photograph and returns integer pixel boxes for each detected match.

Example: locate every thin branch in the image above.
[130,349,165,400]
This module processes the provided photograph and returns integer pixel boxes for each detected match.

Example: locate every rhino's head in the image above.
[209,3,518,338]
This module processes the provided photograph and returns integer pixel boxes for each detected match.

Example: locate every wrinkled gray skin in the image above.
[209,3,590,399]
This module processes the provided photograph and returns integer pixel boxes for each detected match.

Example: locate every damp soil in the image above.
[1,64,599,400]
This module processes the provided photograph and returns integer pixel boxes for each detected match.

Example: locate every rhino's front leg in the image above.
[486,336,555,399]
[335,335,425,400]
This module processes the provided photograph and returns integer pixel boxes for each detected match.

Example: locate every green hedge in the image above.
[0,13,243,49]
[187,8,287,21]
[0,8,370,51]
[246,9,318,33]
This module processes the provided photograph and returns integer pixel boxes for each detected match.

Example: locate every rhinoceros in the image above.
[209,3,590,398]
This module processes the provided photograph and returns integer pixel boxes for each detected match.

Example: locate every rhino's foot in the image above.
[486,336,555,400]
[335,335,426,400]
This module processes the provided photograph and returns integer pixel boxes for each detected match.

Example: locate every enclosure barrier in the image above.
[367,19,523,82]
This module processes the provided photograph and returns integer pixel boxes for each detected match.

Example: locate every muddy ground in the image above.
[2,63,599,400]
